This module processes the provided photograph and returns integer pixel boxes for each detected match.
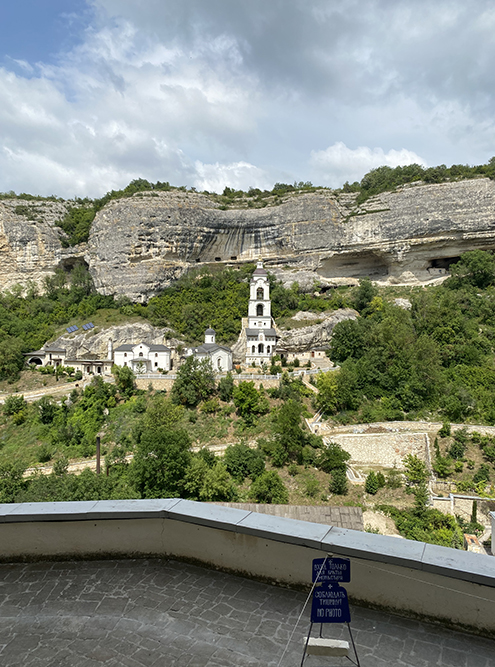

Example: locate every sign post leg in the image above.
[300,622,313,666]
[347,623,361,667]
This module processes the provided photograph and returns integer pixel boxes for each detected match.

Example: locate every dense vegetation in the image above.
[316,250,495,425]
[0,264,117,381]
[338,157,495,205]
[0,364,349,509]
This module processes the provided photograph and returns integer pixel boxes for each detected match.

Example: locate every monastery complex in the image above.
[25,260,278,376]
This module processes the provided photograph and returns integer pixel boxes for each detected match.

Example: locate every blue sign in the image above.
[312,558,351,583]
[311,582,351,623]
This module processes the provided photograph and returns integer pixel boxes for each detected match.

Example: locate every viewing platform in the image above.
[0,500,494,666]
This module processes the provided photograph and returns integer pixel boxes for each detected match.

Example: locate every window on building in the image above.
[139,352,143,357]
[124,353,127,357]
[217,358,222,369]
[267,346,270,353]
[155,353,158,357]
[256,304,263,316]
[258,343,264,354]
[257,287,264,299]
[155,362,158,367]
[252,345,255,353]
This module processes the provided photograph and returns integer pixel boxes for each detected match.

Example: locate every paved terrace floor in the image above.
[0,559,494,667]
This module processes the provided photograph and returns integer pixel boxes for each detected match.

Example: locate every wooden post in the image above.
[96,436,101,475]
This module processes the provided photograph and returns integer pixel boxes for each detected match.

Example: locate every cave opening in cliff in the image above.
[428,257,461,270]
[319,252,389,279]
[58,257,90,274]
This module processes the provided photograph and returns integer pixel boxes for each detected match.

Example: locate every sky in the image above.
[1,0,495,198]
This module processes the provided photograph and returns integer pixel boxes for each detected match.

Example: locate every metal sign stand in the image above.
[300,558,361,666]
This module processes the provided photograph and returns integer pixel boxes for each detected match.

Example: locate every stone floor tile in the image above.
[0,558,494,667]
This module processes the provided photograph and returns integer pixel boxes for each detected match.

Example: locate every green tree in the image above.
[365,471,379,495]
[329,468,348,495]
[3,394,27,416]
[404,455,428,487]
[317,442,351,473]
[272,399,309,463]
[130,428,191,498]
[249,471,288,504]
[0,463,26,502]
[113,365,136,398]
[315,371,340,414]
[218,372,234,402]
[200,462,238,501]
[223,443,265,481]
[354,278,378,313]
[0,337,25,380]
[142,395,184,432]
[448,250,495,289]
[172,356,216,408]
[433,455,453,479]
[183,457,209,499]
[37,396,58,424]
[233,381,268,426]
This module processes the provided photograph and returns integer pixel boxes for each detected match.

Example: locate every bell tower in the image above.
[245,259,277,366]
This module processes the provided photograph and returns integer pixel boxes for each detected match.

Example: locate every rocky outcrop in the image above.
[277,308,358,352]
[0,199,81,292]
[3,178,495,299]
[50,323,179,360]
[86,179,495,300]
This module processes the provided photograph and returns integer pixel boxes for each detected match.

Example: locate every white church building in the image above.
[113,342,171,373]
[245,259,277,366]
[186,328,233,372]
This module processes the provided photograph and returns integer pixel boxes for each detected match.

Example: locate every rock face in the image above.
[51,323,178,360]
[0,199,81,292]
[277,309,358,352]
[3,178,495,299]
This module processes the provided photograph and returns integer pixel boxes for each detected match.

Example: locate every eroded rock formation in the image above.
[2,178,495,300]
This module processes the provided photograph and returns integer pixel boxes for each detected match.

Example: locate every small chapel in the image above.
[245,259,277,366]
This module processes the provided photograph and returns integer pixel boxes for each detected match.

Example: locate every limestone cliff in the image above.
[2,178,495,300]
[50,323,179,360]
[0,199,81,292]
[277,309,358,352]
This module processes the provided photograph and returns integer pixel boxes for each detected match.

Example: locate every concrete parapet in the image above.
[0,500,495,636]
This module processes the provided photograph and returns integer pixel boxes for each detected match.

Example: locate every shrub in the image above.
[376,472,386,488]
[287,463,299,476]
[3,394,27,416]
[386,468,403,489]
[304,475,320,498]
[316,442,351,473]
[365,471,379,495]
[223,443,265,481]
[474,464,491,484]
[329,468,348,495]
[438,422,451,438]
[218,372,234,402]
[249,471,288,504]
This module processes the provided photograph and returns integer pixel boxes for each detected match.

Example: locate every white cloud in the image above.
[193,161,271,193]
[0,1,494,198]
[309,142,427,188]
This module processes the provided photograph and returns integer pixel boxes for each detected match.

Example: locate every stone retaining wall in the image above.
[327,432,429,469]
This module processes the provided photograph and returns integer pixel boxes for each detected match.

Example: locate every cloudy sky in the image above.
[1,0,495,197]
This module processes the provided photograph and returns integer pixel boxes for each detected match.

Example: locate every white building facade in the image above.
[186,329,233,372]
[245,260,277,366]
[113,342,171,373]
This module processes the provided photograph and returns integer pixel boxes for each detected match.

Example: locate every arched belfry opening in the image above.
[257,287,264,300]
[256,304,264,316]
